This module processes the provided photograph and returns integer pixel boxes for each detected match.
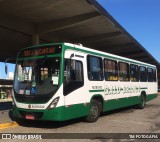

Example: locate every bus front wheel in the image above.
[85,99,101,123]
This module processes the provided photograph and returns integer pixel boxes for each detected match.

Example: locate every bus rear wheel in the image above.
[85,99,101,123]
[137,94,146,109]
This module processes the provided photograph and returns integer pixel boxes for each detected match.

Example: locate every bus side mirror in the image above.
[4,57,16,75]
[5,64,8,75]
[69,53,74,70]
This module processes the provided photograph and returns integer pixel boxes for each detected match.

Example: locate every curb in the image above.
[0,122,18,130]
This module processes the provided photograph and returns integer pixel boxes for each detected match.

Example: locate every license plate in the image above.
[25,115,35,120]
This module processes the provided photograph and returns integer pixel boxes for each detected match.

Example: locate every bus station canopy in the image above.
[0,0,159,71]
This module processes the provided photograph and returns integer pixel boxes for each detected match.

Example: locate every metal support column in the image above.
[33,25,40,45]
[32,34,40,45]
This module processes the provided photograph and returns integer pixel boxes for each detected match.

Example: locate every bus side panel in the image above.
[104,81,138,111]
[146,93,157,102]
[63,103,90,120]
[103,81,148,112]
[103,96,139,112]
[146,82,158,102]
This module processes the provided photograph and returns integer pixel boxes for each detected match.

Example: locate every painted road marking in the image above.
[0,122,18,130]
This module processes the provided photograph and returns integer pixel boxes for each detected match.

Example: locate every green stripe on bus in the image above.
[140,87,148,89]
[89,90,104,93]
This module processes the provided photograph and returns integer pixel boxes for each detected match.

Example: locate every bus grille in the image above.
[15,96,51,103]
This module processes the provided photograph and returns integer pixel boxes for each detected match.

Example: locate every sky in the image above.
[0,0,160,79]
[97,0,160,63]
[0,62,15,79]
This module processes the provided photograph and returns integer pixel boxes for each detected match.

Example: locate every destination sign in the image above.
[20,45,62,58]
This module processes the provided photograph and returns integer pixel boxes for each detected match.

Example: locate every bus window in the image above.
[64,59,84,95]
[14,58,60,95]
[87,55,103,81]
[153,69,157,82]
[148,68,157,82]
[130,64,139,82]
[139,66,147,82]
[119,62,130,81]
[148,68,153,82]
[104,59,118,81]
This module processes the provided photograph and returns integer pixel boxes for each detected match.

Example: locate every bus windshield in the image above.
[14,57,60,95]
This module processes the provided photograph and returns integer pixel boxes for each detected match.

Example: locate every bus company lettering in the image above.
[105,86,143,95]
[28,104,45,109]
[92,86,102,90]
[23,47,55,57]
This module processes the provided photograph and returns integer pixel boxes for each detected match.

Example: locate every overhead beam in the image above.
[101,43,136,52]
[149,61,157,65]
[113,49,142,56]
[0,79,13,85]
[135,57,151,61]
[73,31,122,44]
[133,56,149,61]
[37,11,101,34]
[0,50,18,62]
[0,12,50,45]
[105,43,135,49]
[125,52,147,58]
[119,50,143,57]
[0,12,34,35]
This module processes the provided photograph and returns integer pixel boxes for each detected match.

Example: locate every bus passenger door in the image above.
[63,51,88,120]
[64,59,84,96]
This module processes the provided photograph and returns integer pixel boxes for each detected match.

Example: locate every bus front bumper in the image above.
[12,106,65,121]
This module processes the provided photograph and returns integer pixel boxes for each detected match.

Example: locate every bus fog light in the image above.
[47,97,60,109]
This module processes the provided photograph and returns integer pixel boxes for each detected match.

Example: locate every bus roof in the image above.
[64,43,156,68]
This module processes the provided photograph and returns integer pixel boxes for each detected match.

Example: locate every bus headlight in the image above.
[47,97,60,109]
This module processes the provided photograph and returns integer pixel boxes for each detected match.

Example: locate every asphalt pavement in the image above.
[0,102,17,129]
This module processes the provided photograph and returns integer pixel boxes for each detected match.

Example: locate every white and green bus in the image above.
[12,43,158,122]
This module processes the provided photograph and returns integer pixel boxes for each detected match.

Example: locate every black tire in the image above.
[85,99,101,123]
[137,94,146,109]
